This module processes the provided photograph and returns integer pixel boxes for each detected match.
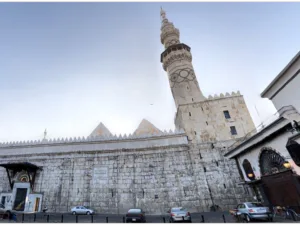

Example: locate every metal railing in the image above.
[5,212,237,223]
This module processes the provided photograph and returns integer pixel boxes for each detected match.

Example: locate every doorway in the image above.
[34,198,40,212]
[13,188,27,211]
[1,196,6,207]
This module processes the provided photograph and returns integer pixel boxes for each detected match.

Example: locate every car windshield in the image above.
[246,203,264,208]
[128,209,141,213]
[171,208,186,212]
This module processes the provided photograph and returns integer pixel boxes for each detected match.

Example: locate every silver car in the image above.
[71,206,94,215]
[234,202,272,222]
[168,207,192,223]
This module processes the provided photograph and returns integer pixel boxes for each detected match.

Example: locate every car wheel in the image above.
[72,211,76,215]
[86,211,91,215]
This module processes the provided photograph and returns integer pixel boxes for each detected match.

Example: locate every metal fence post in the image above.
[222,214,226,223]
[47,215,49,223]
[33,213,36,222]
[91,215,94,223]
[201,215,204,223]
[61,214,64,223]
[123,216,125,223]
[163,217,166,223]
[291,210,297,221]
[106,216,108,223]
[76,215,78,223]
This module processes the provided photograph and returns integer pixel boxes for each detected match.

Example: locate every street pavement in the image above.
[0,212,298,223]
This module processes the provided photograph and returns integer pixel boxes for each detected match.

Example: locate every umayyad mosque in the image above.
[0,9,256,214]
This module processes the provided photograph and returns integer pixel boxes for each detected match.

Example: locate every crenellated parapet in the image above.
[0,129,186,148]
[206,90,242,100]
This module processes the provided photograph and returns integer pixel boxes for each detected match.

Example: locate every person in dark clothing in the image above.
[6,211,17,222]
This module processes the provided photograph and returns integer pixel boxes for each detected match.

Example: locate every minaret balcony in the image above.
[160,43,191,63]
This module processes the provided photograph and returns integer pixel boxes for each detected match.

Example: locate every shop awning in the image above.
[0,162,42,190]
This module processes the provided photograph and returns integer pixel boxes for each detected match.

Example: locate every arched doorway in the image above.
[259,148,286,176]
[242,159,255,180]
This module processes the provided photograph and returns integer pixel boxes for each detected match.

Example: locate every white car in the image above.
[71,206,94,215]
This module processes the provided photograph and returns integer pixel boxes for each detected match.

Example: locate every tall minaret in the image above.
[160,8,206,108]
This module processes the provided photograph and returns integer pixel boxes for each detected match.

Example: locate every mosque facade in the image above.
[0,9,256,214]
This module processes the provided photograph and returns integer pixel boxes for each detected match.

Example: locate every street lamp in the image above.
[283,161,291,169]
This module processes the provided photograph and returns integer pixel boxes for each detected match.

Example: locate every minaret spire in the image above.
[160,7,166,21]
[160,9,206,108]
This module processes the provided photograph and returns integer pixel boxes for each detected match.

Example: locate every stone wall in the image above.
[175,92,256,143]
[0,138,251,214]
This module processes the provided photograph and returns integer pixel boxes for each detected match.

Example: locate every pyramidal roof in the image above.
[90,122,112,137]
[133,119,162,136]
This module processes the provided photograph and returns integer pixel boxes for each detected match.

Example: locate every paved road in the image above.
[0,212,298,223]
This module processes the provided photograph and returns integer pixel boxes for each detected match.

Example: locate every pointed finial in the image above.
[160,7,166,21]
[43,129,47,141]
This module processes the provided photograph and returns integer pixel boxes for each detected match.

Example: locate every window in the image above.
[128,209,142,213]
[203,167,206,172]
[194,131,197,135]
[189,112,191,116]
[223,184,226,189]
[223,110,231,119]
[230,126,237,135]
[246,203,264,208]
[192,98,193,102]
[171,208,186,212]
[206,121,208,125]
[238,204,246,209]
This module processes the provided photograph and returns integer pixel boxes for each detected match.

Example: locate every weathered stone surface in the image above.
[0,140,252,214]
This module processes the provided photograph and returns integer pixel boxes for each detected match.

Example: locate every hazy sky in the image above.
[1,2,299,142]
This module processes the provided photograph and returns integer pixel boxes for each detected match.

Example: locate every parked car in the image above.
[230,202,272,222]
[125,208,146,223]
[167,207,192,223]
[71,206,94,215]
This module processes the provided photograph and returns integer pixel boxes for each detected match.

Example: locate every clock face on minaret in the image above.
[160,8,206,108]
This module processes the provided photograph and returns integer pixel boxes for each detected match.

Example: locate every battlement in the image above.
[0,129,186,148]
[206,90,242,101]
